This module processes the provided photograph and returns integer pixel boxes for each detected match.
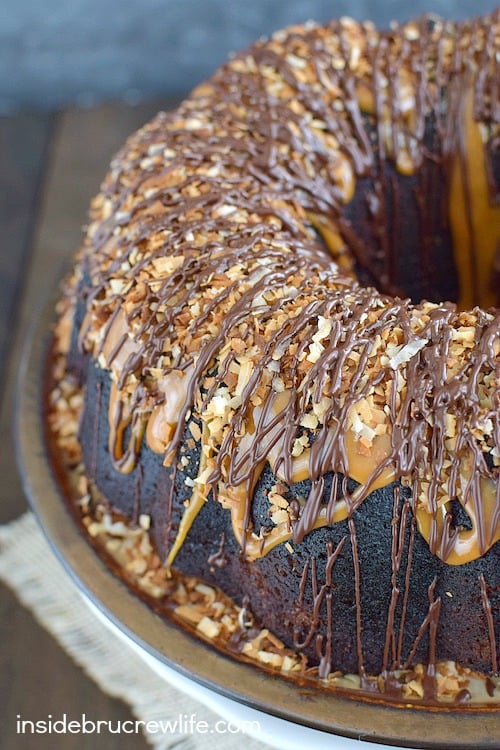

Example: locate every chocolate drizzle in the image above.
[382,486,413,673]
[59,12,500,686]
[207,532,228,569]
[480,573,499,674]
[71,13,500,571]
[293,537,346,678]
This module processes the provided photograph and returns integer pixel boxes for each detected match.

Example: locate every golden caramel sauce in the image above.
[415,470,500,565]
[358,80,499,308]
[146,368,194,457]
[161,389,398,565]
[218,481,350,562]
[102,319,498,565]
[307,212,356,273]
[165,423,212,569]
[343,427,396,491]
[101,309,139,371]
[93,78,499,568]
[448,89,500,310]
[107,382,145,474]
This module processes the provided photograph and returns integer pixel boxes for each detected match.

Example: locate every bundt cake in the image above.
[49,12,499,706]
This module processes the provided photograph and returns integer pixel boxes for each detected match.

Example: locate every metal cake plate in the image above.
[15,299,499,750]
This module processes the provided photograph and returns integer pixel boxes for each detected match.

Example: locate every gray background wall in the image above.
[1,0,498,113]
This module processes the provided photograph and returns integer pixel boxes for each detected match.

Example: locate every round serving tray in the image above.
[15,299,499,750]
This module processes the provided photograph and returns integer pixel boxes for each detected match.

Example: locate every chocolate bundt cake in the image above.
[51,13,499,704]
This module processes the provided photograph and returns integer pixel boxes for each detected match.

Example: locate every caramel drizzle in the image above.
[447,86,500,309]
[76,14,500,569]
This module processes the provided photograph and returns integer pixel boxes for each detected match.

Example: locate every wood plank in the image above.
[0,100,180,750]
[0,112,53,384]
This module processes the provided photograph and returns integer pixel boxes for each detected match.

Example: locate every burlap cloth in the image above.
[0,511,276,750]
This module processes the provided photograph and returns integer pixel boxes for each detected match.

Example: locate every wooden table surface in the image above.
[0,100,180,749]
